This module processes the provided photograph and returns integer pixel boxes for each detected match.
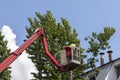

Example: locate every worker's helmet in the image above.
[70,43,76,47]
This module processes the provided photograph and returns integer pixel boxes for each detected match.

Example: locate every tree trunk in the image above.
[68,70,72,80]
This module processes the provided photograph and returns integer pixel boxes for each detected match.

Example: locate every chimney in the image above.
[107,50,113,62]
[99,52,105,66]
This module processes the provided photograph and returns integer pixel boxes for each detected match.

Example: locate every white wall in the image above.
[105,64,117,80]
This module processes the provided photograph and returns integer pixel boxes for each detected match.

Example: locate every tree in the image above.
[25,11,83,80]
[0,31,11,80]
[84,27,115,68]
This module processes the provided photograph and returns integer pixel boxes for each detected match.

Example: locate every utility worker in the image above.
[70,43,77,60]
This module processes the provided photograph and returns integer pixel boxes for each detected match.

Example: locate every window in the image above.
[88,74,97,80]
[89,76,96,80]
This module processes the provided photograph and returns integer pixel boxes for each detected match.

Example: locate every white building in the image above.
[82,51,120,80]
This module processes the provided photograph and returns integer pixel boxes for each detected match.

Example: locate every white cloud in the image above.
[1,25,36,80]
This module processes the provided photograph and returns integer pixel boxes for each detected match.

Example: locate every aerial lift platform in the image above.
[0,27,80,73]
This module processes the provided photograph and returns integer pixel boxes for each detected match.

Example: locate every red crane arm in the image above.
[0,28,61,73]
[40,32,60,68]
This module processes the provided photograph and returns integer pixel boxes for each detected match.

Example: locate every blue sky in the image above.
[0,0,120,68]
